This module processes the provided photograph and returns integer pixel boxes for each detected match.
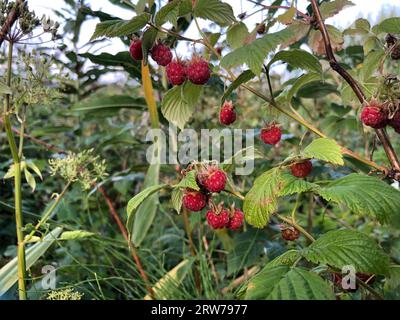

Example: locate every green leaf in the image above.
[144,259,193,300]
[161,82,202,130]
[297,81,339,98]
[71,95,146,112]
[244,266,335,300]
[130,161,163,246]
[141,27,159,65]
[127,184,168,220]
[279,173,319,196]
[315,173,400,224]
[243,168,282,228]
[221,70,255,105]
[276,6,296,24]
[226,22,249,49]
[302,229,390,275]
[360,49,385,81]
[24,169,36,192]
[285,72,322,102]
[60,230,95,240]
[0,227,62,296]
[376,17,400,34]
[320,0,354,19]
[0,82,12,95]
[221,146,263,173]
[193,0,236,26]
[221,27,296,75]
[90,13,150,40]
[266,250,302,268]
[302,138,344,165]
[175,170,199,190]
[171,188,184,214]
[155,0,180,26]
[267,49,322,73]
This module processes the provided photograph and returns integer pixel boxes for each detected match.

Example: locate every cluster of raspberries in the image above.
[360,98,400,133]
[181,165,244,230]
[129,38,211,86]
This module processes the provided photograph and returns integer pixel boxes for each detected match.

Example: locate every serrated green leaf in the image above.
[175,170,199,191]
[155,0,180,26]
[245,266,335,300]
[266,250,302,268]
[226,22,249,49]
[360,49,385,81]
[221,70,255,105]
[279,173,319,196]
[193,0,236,26]
[161,82,202,130]
[243,168,282,228]
[302,229,390,275]
[355,18,370,32]
[221,27,296,75]
[60,230,95,240]
[90,13,149,40]
[267,49,322,73]
[316,173,400,224]
[276,6,296,24]
[376,17,400,34]
[171,188,184,214]
[320,0,354,19]
[286,72,322,101]
[302,138,344,165]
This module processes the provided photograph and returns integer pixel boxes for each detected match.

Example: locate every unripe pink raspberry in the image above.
[129,39,143,61]
[186,56,210,85]
[182,190,207,212]
[260,124,281,145]
[206,208,230,229]
[166,59,187,85]
[219,101,237,125]
[151,43,172,66]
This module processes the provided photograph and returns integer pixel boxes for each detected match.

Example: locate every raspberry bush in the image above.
[1,0,400,302]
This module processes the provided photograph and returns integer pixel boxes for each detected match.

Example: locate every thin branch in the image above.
[0,0,24,48]
[310,0,400,175]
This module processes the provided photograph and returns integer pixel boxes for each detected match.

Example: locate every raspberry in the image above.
[166,59,187,85]
[150,43,172,66]
[360,99,387,128]
[182,190,207,212]
[129,39,143,61]
[197,166,227,193]
[186,56,210,85]
[228,209,244,230]
[290,160,313,178]
[206,208,230,229]
[219,101,237,125]
[256,23,266,34]
[281,226,300,241]
[260,125,281,145]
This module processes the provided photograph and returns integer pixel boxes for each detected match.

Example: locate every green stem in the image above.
[3,41,27,300]
[24,181,71,244]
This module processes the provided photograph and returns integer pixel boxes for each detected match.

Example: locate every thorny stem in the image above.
[3,40,27,300]
[310,0,400,175]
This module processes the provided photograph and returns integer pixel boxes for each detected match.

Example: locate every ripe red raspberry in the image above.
[360,99,387,128]
[186,56,210,85]
[166,60,187,85]
[260,125,281,145]
[219,101,237,125]
[228,208,244,230]
[151,43,172,66]
[290,160,313,178]
[197,166,227,193]
[129,39,143,61]
[281,226,300,241]
[182,190,206,212]
[206,208,230,229]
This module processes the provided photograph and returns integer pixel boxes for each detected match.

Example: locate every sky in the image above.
[32,0,399,57]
